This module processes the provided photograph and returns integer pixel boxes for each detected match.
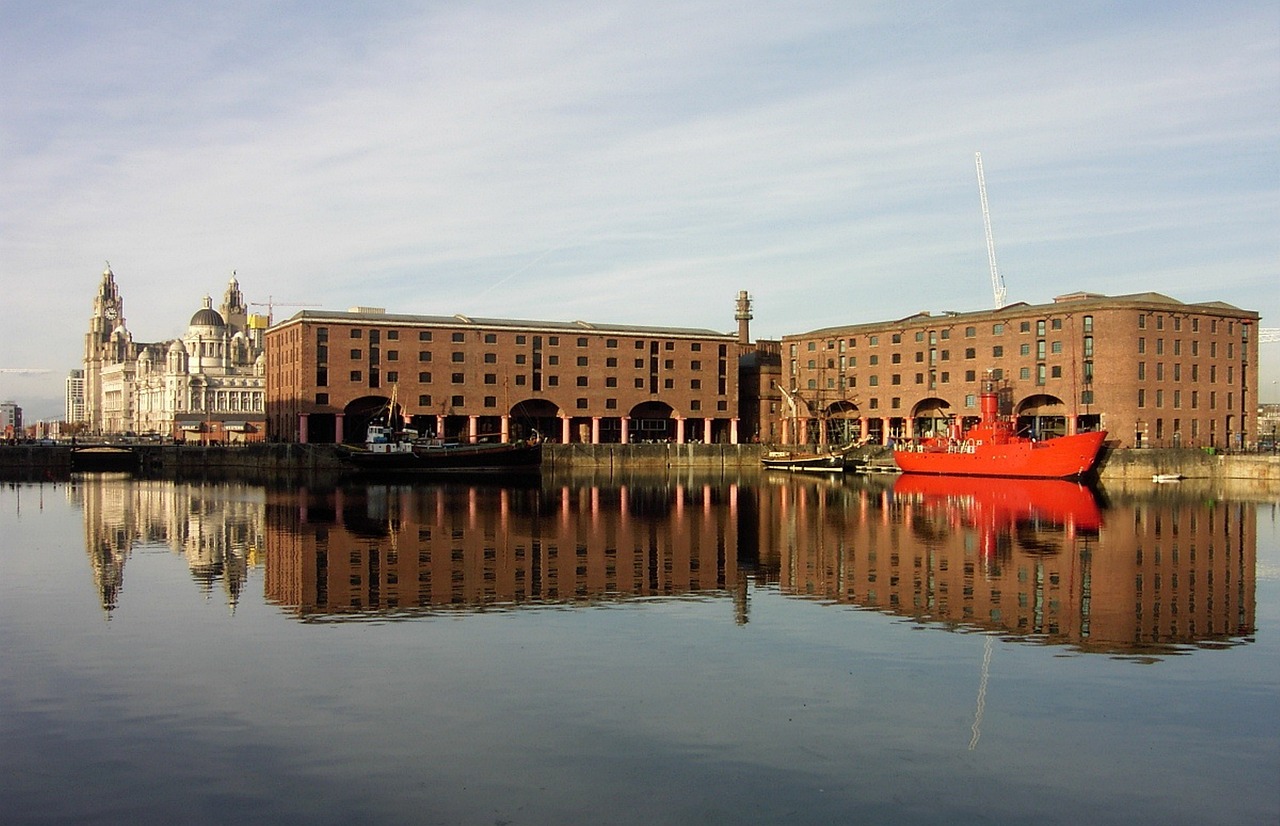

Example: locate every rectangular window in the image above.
[419,351,432,362]
[418,394,432,406]
[351,349,362,359]
[419,331,432,341]
[484,333,496,344]
[451,332,464,342]
[992,346,1003,357]
[418,372,431,382]
[350,370,361,381]
[351,329,362,339]
[451,373,464,383]
[386,371,398,383]
[387,350,398,361]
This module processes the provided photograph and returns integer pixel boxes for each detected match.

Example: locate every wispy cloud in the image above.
[1,1,1276,414]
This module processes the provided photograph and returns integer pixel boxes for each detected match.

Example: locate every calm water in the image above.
[1,471,1277,825]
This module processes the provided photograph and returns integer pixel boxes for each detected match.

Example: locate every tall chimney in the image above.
[735,290,752,345]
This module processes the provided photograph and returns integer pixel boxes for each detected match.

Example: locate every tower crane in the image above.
[1260,328,1279,343]
[0,368,52,375]
[975,152,1007,309]
[248,297,320,325]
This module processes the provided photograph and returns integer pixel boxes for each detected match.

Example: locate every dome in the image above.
[189,295,225,328]
[190,307,225,327]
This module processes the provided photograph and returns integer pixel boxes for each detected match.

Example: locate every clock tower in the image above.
[83,263,129,432]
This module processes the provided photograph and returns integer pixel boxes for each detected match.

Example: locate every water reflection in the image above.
[66,472,1256,655]
[71,474,263,616]
[758,474,1256,655]
[262,479,745,621]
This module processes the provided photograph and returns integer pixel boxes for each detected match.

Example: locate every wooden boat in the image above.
[893,375,1106,479]
[338,386,542,474]
[339,425,542,474]
[761,448,848,473]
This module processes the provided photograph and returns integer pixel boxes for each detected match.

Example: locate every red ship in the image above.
[893,376,1106,479]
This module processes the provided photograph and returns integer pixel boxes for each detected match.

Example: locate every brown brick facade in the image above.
[776,292,1261,449]
[266,309,742,444]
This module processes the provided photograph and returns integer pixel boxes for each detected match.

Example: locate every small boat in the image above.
[1152,473,1183,483]
[893,374,1106,479]
[337,385,542,474]
[761,448,849,473]
[339,425,542,474]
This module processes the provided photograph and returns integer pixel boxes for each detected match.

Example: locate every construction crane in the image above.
[1260,328,1279,343]
[248,297,320,325]
[0,368,52,375]
[975,152,1007,309]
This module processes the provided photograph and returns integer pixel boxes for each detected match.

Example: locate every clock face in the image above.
[105,306,118,319]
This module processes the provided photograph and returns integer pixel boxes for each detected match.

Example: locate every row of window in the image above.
[319,368,722,392]
[794,316,1093,353]
[1137,338,1239,358]
[329,349,716,370]
[1137,363,1235,384]
[319,326,713,352]
[314,392,730,413]
[1137,315,1247,337]
[1138,389,1233,411]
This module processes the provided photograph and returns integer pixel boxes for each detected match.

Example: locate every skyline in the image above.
[3,2,1277,418]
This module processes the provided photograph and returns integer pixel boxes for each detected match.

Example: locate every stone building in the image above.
[770,291,1261,450]
[82,265,268,441]
[265,305,746,445]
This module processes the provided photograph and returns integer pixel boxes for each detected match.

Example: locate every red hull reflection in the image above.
[893,474,1101,560]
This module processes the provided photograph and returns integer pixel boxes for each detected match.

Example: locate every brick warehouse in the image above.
[754,291,1261,450]
[265,307,746,445]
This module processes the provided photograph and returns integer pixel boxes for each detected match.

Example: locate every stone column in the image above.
[298,413,309,444]
[591,416,601,444]
[560,415,571,444]
[468,415,478,444]
[501,414,510,442]
[621,416,630,444]
[335,413,344,444]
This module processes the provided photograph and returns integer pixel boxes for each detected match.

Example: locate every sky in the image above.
[2,0,1277,419]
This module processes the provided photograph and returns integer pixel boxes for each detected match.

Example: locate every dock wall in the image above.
[2,443,1278,484]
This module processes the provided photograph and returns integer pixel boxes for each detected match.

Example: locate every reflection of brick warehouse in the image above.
[263,483,742,616]
[769,292,1261,450]
[265,306,747,445]
[758,481,1255,654]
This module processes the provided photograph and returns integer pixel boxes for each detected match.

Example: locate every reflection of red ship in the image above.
[893,474,1101,548]
[893,376,1106,479]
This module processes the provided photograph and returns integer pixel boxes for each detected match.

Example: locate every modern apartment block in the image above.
[265,307,745,445]
[770,292,1261,450]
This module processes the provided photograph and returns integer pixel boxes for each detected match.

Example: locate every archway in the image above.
[511,399,559,442]
[822,400,863,445]
[1016,393,1068,439]
[910,397,953,440]
[343,394,396,445]
[629,401,676,443]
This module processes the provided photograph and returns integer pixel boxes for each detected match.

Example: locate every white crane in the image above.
[0,368,52,375]
[1260,328,1279,343]
[975,152,1007,309]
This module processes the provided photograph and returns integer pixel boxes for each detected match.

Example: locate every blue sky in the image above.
[2,1,1277,417]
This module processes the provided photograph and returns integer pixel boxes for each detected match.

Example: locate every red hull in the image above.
[892,474,1101,531]
[894,430,1106,479]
